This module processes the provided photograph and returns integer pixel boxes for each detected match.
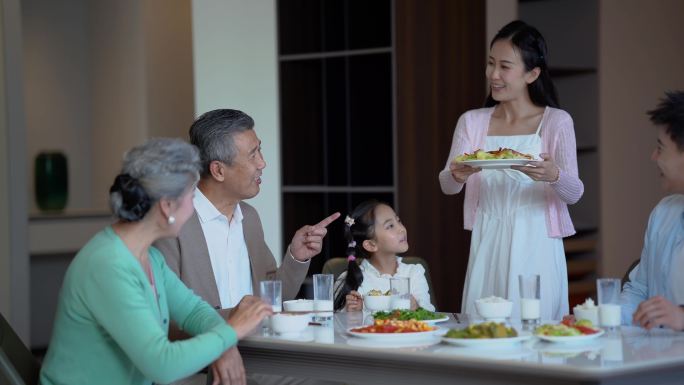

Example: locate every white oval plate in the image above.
[346,326,443,342]
[422,315,450,325]
[535,329,604,343]
[457,159,538,169]
[441,334,532,348]
[346,336,442,349]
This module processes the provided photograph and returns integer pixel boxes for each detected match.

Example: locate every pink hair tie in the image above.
[347,255,356,262]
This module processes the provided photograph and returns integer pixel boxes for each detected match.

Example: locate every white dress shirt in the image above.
[194,189,253,309]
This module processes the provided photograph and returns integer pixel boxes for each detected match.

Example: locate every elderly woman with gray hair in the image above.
[40,138,272,385]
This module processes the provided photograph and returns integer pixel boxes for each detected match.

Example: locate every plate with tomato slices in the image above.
[535,320,604,344]
[535,329,604,343]
[347,319,444,342]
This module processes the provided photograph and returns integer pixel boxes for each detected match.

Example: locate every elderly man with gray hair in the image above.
[155,109,339,384]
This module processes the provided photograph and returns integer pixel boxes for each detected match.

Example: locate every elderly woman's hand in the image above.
[511,153,560,182]
[449,161,481,183]
[227,296,273,339]
[210,347,245,385]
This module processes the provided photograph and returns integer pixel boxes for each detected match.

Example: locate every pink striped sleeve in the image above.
[549,112,583,204]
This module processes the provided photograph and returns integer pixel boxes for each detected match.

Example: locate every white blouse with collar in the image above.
[333,257,435,311]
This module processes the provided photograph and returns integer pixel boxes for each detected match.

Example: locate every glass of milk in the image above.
[260,280,282,332]
[518,274,541,326]
[597,278,621,330]
[313,274,334,322]
[390,277,411,310]
[260,280,282,312]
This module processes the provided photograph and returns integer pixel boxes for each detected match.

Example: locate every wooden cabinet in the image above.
[277,0,396,274]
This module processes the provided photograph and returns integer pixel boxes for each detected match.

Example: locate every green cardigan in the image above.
[40,226,237,385]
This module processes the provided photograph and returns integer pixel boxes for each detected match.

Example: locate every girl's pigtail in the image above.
[334,216,364,310]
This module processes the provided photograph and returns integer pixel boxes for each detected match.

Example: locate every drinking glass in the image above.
[518,274,541,326]
[259,280,282,312]
[389,277,411,310]
[597,278,621,330]
[313,274,334,322]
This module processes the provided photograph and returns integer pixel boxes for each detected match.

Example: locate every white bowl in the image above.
[271,313,310,335]
[283,299,314,312]
[475,298,513,319]
[364,295,391,311]
[573,307,599,326]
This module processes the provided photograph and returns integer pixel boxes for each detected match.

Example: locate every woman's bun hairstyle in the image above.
[109,174,151,222]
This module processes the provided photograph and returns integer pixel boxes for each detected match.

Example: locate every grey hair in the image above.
[188,109,254,177]
[109,138,201,221]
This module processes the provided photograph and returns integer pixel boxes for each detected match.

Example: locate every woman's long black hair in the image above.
[333,200,386,311]
[484,20,559,108]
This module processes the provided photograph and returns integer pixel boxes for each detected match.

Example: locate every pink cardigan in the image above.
[438,107,583,238]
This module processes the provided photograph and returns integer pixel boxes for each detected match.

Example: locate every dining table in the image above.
[238,312,684,385]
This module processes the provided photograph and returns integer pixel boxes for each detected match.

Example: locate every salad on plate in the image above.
[535,319,604,343]
[373,308,448,323]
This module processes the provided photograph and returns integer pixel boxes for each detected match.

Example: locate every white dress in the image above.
[461,122,568,321]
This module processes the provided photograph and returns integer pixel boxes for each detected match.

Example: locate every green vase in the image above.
[35,151,68,211]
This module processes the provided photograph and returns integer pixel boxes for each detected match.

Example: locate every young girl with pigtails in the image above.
[332,199,435,312]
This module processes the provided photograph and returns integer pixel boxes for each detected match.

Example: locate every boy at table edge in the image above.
[619,90,684,331]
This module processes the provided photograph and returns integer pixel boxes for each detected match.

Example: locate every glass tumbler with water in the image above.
[390,277,411,310]
[259,280,282,312]
[313,274,334,322]
[259,280,282,332]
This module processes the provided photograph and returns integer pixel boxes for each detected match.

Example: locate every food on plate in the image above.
[535,319,600,337]
[574,298,597,311]
[455,147,535,162]
[366,289,391,296]
[445,322,518,339]
[475,296,513,319]
[373,308,443,321]
[350,319,435,334]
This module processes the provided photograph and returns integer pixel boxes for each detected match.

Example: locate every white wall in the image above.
[599,0,684,277]
[192,0,283,261]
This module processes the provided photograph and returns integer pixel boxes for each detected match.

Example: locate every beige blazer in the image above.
[154,201,309,309]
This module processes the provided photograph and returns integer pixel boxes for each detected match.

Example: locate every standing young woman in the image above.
[438,21,583,320]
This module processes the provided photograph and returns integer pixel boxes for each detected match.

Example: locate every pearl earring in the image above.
[168,216,176,225]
